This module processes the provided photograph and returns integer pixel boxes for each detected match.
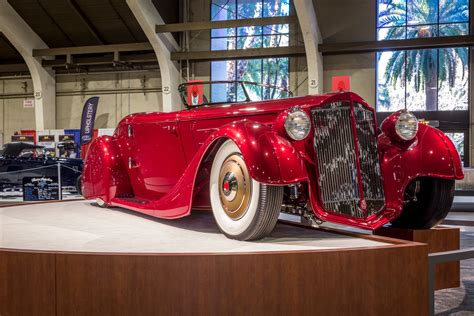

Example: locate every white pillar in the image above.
[0,0,56,130]
[294,0,323,95]
[126,0,181,112]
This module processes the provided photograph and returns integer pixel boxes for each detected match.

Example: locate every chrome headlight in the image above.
[284,108,311,140]
[395,111,418,141]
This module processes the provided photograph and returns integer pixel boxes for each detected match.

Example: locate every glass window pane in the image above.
[438,47,469,110]
[407,0,438,25]
[237,26,263,36]
[262,58,289,100]
[236,59,263,101]
[377,26,406,40]
[211,61,237,102]
[211,37,236,51]
[445,132,465,162]
[405,49,438,111]
[211,0,236,21]
[211,28,235,38]
[407,25,438,38]
[439,23,469,36]
[377,51,406,112]
[263,24,289,35]
[237,0,263,19]
[211,60,235,82]
[439,0,469,23]
[263,0,290,17]
[377,0,470,113]
[236,59,262,82]
[263,34,289,47]
[378,0,407,28]
[237,36,262,49]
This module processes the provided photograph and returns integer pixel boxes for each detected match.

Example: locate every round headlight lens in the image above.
[395,111,418,141]
[284,109,311,140]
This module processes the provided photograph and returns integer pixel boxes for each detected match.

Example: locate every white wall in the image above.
[0,71,162,143]
[0,78,36,142]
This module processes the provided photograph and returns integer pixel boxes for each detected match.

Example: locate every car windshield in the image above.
[178,81,292,108]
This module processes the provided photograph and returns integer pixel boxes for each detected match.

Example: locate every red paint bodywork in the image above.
[82,92,463,230]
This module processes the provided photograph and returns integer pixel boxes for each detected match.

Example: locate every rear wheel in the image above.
[391,178,455,229]
[210,140,284,241]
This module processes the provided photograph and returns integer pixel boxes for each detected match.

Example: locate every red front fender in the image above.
[379,124,463,206]
[204,120,308,185]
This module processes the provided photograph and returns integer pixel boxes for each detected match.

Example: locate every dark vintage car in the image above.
[82,81,463,241]
[0,142,83,193]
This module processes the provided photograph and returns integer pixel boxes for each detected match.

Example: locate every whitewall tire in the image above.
[210,140,284,240]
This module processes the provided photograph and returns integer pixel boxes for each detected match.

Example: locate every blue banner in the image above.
[79,97,99,145]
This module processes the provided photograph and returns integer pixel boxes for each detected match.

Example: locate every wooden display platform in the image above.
[0,201,432,315]
[375,226,460,290]
[0,234,429,316]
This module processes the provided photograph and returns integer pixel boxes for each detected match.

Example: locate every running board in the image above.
[111,197,157,217]
[115,197,151,205]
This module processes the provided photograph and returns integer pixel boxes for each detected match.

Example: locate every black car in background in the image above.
[0,142,83,193]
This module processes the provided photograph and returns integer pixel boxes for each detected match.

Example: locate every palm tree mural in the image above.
[378,0,468,111]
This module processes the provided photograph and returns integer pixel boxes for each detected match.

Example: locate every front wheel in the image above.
[210,140,284,241]
[391,178,455,229]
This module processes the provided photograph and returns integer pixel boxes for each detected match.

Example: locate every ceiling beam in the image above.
[155,16,296,33]
[33,42,153,57]
[171,46,305,61]
[68,0,105,45]
[319,35,474,55]
[41,52,157,67]
[36,0,75,46]
[0,63,29,73]
[107,0,138,42]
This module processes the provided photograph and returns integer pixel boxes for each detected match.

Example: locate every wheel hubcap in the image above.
[218,154,252,220]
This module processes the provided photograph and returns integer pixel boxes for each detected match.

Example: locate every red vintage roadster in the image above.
[82,81,463,240]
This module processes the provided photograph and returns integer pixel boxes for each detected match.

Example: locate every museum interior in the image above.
[1,0,474,315]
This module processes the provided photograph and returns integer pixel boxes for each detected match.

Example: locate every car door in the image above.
[128,120,188,200]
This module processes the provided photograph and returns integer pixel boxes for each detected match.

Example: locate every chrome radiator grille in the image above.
[312,101,385,218]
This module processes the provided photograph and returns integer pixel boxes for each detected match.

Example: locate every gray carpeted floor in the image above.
[435,225,474,315]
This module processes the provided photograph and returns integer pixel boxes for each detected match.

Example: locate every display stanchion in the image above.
[57,162,62,201]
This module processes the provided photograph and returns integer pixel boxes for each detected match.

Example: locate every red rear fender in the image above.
[82,136,133,202]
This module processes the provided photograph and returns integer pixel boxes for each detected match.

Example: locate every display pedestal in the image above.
[0,201,431,315]
[375,226,460,290]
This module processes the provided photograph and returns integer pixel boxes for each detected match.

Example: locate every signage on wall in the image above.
[332,76,351,92]
[23,99,35,108]
[59,134,75,142]
[23,176,59,201]
[11,135,34,143]
[38,135,54,142]
[80,96,100,145]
